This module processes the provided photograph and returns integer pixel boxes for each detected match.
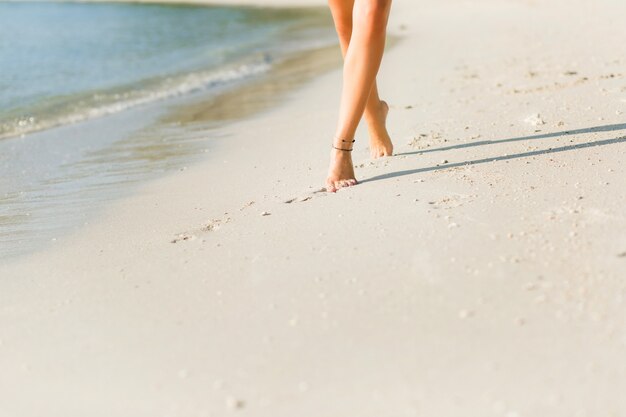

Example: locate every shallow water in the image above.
[0,2,337,260]
[0,2,331,140]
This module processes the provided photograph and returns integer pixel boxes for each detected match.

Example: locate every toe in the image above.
[341,179,356,188]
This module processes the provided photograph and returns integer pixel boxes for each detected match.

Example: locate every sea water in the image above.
[0,2,330,140]
[0,2,335,260]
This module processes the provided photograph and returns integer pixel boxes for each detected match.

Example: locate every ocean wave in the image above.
[0,59,271,141]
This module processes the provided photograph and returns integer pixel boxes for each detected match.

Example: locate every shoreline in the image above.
[2,0,626,415]
[0,37,342,259]
[0,2,333,142]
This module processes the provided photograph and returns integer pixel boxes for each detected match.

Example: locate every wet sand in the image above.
[0,40,340,259]
[1,0,626,415]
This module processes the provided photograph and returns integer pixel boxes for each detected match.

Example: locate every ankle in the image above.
[330,147,353,160]
[332,137,355,150]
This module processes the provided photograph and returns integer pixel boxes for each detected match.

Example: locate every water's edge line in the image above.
[0,42,344,261]
[0,60,274,142]
[0,0,336,142]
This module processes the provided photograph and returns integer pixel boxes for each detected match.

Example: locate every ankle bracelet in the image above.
[332,138,355,152]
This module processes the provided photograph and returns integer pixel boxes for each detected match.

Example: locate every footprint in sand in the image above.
[407,131,443,149]
[239,201,255,211]
[284,188,326,204]
[171,217,231,244]
[429,193,475,210]
[203,217,231,231]
[171,233,196,244]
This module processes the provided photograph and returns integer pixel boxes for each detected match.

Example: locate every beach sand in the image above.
[1,0,626,415]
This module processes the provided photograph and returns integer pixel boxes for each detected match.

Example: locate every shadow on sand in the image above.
[361,123,626,184]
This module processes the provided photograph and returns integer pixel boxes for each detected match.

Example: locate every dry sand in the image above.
[1,0,626,415]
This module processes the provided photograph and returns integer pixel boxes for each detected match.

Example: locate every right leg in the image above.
[328,0,393,159]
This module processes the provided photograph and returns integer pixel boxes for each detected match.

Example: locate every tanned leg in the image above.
[328,0,393,160]
[326,0,392,192]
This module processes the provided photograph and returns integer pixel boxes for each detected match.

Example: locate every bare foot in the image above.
[366,100,394,159]
[325,148,357,193]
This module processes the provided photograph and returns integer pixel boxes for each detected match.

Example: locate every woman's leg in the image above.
[326,0,392,192]
[328,0,393,159]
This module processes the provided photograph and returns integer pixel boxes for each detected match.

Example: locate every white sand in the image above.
[2,0,626,415]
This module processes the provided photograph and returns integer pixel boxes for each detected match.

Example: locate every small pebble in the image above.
[524,113,546,126]
[226,397,246,410]
[458,309,474,319]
